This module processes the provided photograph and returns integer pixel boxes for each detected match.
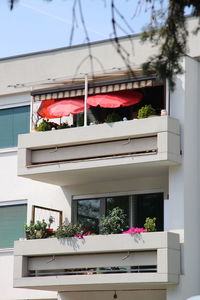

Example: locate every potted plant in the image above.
[25,216,55,239]
[144,217,157,232]
[25,220,49,239]
[99,207,127,234]
[137,104,156,119]
[55,223,84,239]
[36,119,55,131]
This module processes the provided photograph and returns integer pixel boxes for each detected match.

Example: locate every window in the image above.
[73,193,163,233]
[0,203,27,248]
[0,105,30,148]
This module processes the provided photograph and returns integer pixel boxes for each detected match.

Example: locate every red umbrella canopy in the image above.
[37,99,90,119]
[86,90,143,108]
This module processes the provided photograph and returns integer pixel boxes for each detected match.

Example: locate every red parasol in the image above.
[86,90,143,108]
[37,90,143,119]
[37,99,90,119]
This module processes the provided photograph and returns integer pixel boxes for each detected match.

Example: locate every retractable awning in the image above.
[31,73,158,102]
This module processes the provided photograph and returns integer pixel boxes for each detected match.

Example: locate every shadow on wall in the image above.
[58,290,166,300]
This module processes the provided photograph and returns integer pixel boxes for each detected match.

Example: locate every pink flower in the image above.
[122,227,146,234]
[134,227,147,233]
[122,227,135,234]
[74,231,91,239]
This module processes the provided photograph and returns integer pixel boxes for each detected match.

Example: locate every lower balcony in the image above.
[17,116,181,186]
[14,232,180,292]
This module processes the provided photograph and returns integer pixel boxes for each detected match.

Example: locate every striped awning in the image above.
[32,75,159,102]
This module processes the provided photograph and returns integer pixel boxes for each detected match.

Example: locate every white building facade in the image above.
[0,17,200,300]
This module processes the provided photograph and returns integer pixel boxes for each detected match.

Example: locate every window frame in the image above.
[72,190,164,231]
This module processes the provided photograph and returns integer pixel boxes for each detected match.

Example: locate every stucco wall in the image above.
[166,57,200,300]
[58,290,166,300]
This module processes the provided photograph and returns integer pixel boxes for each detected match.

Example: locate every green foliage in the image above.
[105,112,121,123]
[25,220,49,239]
[37,120,70,131]
[144,217,156,232]
[141,1,200,89]
[36,119,52,131]
[57,122,69,129]
[137,105,156,119]
[99,207,127,235]
[55,223,83,238]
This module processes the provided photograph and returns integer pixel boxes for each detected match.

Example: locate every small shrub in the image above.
[137,105,156,119]
[55,223,83,239]
[36,119,53,131]
[99,207,127,235]
[105,112,121,123]
[25,220,49,239]
[144,217,156,232]
[57,122,69,129]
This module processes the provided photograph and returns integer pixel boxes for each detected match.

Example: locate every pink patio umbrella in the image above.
[37,98,90,119]
[86,90,143,108]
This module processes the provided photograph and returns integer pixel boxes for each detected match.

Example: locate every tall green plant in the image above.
[99,207,127,235]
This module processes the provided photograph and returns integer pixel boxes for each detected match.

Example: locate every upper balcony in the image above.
[13,232,180,292]
[18,115,181,186]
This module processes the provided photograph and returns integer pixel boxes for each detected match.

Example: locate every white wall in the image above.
[58,290,166,300]
[0,151,69,220]
[167,57,200,300]
[0,150,68,300]
[0,250,57,300]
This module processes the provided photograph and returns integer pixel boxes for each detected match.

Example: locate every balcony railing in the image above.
[17,116,181,185]
[13,232,180,292]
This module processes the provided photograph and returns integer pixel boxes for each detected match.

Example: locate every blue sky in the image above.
[0,0,157,58]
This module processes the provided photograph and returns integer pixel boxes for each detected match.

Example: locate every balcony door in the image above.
[73,192,163,233]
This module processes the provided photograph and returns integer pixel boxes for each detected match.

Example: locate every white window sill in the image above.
[0,147,17,154]
[0,248,13,253]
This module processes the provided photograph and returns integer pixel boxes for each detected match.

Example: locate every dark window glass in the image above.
[106,195,129,227]
[132,193,164,231]
[77,199,101,233]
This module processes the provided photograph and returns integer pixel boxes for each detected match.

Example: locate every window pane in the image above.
[77,199,101,233]
[0,108,13,148]
[13,106,30,146]
[0,106,30,148]
[132,193,164,231]
[106,195,129,227]
[0,204,27,248]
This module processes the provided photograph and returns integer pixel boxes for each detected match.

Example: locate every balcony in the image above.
[18,116,181,186]
[14,232,180,292]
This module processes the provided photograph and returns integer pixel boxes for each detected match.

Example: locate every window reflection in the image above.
[75,193,163,233]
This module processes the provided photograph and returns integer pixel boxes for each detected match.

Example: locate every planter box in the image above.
[14,232,180,292]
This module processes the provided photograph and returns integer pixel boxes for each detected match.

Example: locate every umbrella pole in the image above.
[84,74,88,127]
